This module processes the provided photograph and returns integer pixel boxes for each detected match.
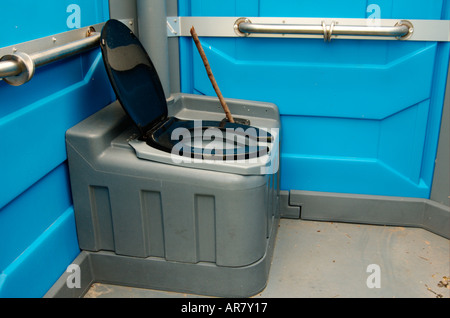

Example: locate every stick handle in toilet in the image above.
[190,26,235,123]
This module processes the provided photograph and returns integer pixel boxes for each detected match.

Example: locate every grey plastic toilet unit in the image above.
[65,19,281,297]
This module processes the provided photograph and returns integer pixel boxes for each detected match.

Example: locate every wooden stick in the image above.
[190,26,235,123]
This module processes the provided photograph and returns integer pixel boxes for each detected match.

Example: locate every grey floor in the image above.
[84,219,450,298]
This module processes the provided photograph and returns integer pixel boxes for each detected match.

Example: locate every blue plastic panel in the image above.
[0,0,111,297]
[0,165,80,297]
[0,0,109,47]
[179,0,450,198]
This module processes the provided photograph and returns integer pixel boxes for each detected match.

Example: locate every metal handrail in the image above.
[237,20,413,41]
[0,29,100,86]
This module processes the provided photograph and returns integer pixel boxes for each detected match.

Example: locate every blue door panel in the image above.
[281,115,379,159]
[0,164,73,272]
[181,0,446,19]
[0,51,112,210]
[0,0,109,47]
[281,154,429,197]
[421,42,450,186]
[260,0,368,18]
[179,0,450,198]
[259,0,445,19]
[0,0,111,297]
[0,205,79,298]
[191,39,435,120]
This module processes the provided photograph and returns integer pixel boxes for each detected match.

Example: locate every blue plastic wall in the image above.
[0,0,112,297]
[179,0,450,198]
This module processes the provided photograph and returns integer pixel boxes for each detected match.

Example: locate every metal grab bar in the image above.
[0,28,100,86]
[236,19,413,41]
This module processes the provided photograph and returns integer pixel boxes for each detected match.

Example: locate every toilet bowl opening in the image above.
[180,128,267,155]
[170,125,272,160]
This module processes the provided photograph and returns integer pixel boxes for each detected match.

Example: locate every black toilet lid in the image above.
[100,19,167,135]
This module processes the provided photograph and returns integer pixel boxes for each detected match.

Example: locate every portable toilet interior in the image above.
[0,0,449,299]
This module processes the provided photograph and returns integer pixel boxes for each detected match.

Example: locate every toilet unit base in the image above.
[46,218,278,298]
[63,93,281,297]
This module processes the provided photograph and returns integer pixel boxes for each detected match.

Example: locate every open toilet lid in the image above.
[100,19,168,135]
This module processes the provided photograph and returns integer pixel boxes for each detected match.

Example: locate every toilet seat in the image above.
[99,19,272,160]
